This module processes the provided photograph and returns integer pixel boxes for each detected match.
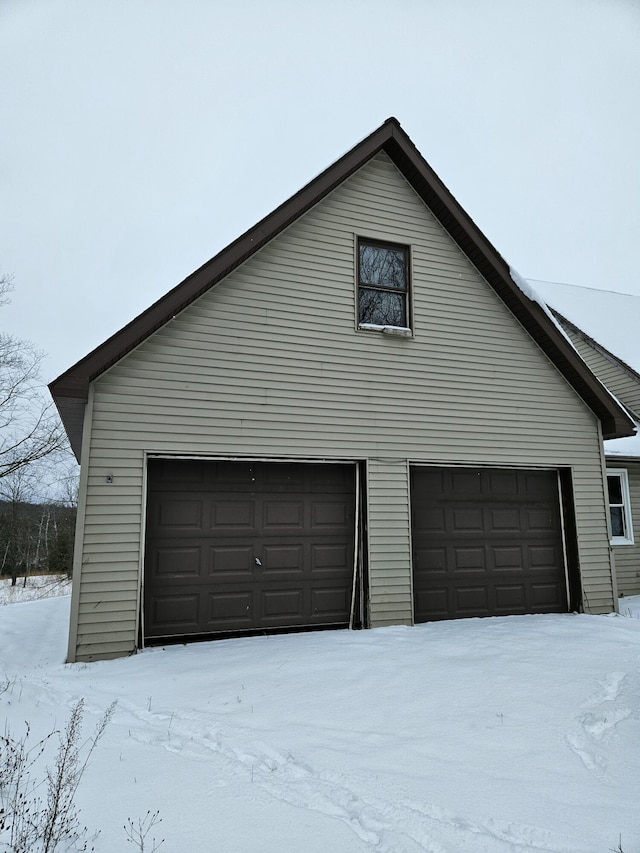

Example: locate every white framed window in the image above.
[606,468,634,545]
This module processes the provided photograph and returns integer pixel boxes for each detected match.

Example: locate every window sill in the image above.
[358,324,412,337]
[611,537,635,546]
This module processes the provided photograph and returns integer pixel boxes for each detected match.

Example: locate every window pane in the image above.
[359,245,406,290]
[610,506,625,537]
[608,475,623,505]
[359,288,406,327]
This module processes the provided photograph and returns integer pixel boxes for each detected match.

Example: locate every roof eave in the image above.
[48,118,401,403]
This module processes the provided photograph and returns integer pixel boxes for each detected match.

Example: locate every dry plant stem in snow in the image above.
[124,810,164,853]
[0,698,115,853]
[0,722,53,852]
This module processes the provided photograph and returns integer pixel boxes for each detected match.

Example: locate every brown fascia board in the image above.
[605,454,640,462]
[49,117,634,456]
[48,118,404,402]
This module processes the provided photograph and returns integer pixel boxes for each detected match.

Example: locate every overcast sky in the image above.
[2,0,640,384]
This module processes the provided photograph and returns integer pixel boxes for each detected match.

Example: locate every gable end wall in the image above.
[70,153,615,661]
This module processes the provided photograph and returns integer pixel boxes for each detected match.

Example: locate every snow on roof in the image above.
[527,280,640,458]
[509,267,587,359]
[604,421,640,459]
[527,280,640,375]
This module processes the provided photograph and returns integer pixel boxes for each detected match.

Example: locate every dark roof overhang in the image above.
[50,117,635,459]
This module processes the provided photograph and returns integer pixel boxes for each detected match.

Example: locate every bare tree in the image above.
[0,465,37,585]
[0,274,66,480]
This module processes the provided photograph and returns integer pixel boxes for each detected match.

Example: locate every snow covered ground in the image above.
[0,573,71,605]
[1,584,640,852]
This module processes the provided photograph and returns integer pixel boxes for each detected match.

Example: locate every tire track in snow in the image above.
[115,700,577,853]
[3,674,584,852]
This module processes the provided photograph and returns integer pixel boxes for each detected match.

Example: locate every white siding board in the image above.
[74,642,136,662]
[72,151,616,660]
[78,579,139,594]
[82,590,139,604]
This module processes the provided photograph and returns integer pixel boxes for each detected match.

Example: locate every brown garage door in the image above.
[411,467,567,621]
[144,459,355,641]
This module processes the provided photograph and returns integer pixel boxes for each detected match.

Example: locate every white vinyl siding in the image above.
[71,152,615,661]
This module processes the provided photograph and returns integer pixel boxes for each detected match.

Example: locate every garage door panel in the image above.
[523,471,556,497]
[488,470,518,493]
[452,508,483,531]
[452,470,482,494]
[493,546,523,569]
[414,546,446,572]
[311,500,350,527]
[209,545,255,576]
[211,501,255,529]
[309,465,354,492]
[312,543,350,571]
[453,547,485,571]
[209,591,253,623]
[415,588,448,618]
[151,594,200,629]
[412,467,567,622]
[311,586,352,618]
[262,589,302,618]
[157,499,203,529]
[262,500,304,528]
[527,508,555,531]
[145,460,355,640]
[153,460,205,485]
[494,585,525,611]
[413,507,445,532]
[262,465,309,490]
[531,583,564,607]
[155,547,201,577]
[529,545,560,568]
[456,585,489,613]
[489,508,521,531]
[210,461,256,488]
[262,544,303,573]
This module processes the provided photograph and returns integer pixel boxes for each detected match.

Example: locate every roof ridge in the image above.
[528,278,640,300]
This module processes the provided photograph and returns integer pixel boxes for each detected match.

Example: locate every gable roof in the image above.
[49,118,635,458]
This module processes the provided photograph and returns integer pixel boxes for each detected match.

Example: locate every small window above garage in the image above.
[357,238,411,332]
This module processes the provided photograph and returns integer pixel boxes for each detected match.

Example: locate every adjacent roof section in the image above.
[49,118,635,458]
[530,280,640,376]
[530,280,640,460]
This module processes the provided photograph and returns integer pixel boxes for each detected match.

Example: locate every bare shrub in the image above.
[124,810,164,853]
[0,699,115,852]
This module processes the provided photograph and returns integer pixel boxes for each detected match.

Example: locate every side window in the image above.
[358,239,410,330]
[607,468,634,545]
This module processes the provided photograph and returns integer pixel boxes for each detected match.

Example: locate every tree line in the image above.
[0,496,75,584]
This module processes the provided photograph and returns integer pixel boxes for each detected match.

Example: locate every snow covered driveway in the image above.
[1,595,639,852]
